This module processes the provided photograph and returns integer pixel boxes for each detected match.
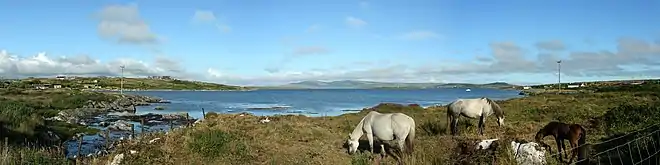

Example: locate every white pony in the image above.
[447,97,505,136]
[346,111,416,162]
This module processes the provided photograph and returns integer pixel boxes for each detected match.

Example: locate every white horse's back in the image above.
[347,111,416,158]
[449,98,490,118]
[446,97,505,136]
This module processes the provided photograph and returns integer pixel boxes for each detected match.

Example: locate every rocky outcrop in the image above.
[51,94,169,124]
[107,120,133,131]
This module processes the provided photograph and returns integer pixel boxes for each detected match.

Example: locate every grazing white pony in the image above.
[447,97,505,136]
[346,111,416,162]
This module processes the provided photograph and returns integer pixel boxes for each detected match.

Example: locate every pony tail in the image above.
[405,120,415,155]
[577,126,588,164]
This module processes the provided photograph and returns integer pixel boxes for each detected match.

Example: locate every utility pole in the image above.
[557,60,562,93]
[120,65,125,95]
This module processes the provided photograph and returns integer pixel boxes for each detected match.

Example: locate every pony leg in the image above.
[396,141,405,165]
[398,139,406,157]
[449,117,457,136]
[561,140,569,159]
[380,143,386,159]
[478,115,485,136]
[453,117,460,135]
[555,138,564,162]
[367,133,374,154]
[568,140,578,163]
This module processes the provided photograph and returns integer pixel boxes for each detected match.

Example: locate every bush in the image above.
[0,146,68,165]
[592,83,660,93]
[49,91,116,109]
[420,120,447,136]
[188,129,235,158]
[350,152,371,165]
[600,103,660,135]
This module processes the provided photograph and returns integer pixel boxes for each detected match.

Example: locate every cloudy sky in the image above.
[1,1,659,86]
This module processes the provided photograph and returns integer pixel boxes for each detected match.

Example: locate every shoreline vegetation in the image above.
[1,78,660,164]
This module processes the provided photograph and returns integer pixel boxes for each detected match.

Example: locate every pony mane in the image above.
[485,98,504,117]
[349,114,369,140]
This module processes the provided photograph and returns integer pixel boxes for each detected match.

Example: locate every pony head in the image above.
[346,134,359,154]
[497,116,505,127]
[485,98,505,127]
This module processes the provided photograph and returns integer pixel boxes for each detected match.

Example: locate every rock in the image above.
[193,119,204,126]
[106,120,132,131]
[108,153,125,165]
[259,117,271,124]
[475,139,499,150]
[154,106,165,110]
[99,121,110,127]
[134,102,150,106]
[510,141,546,165]
[148,138,161,144]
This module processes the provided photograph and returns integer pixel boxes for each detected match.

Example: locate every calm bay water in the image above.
[127,88,524,119]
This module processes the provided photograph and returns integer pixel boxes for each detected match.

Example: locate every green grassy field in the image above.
[0,89,122,164]
[83,83,660,165]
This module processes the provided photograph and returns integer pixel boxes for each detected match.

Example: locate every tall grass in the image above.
[0,140,68,165]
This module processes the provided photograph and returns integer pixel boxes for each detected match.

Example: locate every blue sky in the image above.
[0,0,659,86]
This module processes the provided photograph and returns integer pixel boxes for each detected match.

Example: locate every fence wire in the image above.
[545,123,660,165]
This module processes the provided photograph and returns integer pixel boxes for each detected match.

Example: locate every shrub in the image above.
[420,120,446,136]
[188,129,235,158]
[600,103,660,135]
[350,152,371,165]
[0,146,68,165]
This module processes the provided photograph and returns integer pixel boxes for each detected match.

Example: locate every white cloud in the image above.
[535,40,566,51]
[4,36,660,86]
[192,10,217,23]
[0,50,199,80]
[191,10,231,33]
[345,16,367,28]
[216,24,232,33]
[202,36,660,86]
[95,3,159,44]
[292,46,330,56]
[359,1,370,9]
[401,30,440,40]
[306,24,321,33]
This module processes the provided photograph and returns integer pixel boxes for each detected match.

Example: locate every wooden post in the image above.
[130,124,135,139]
[577,144,591,165]
[202,108,206,119]
[169,120,173,131]
[76,136,83,160]
[104,130,110,150]
[140,119,145,135]
[186,113,190,127]
[3,137,8,156]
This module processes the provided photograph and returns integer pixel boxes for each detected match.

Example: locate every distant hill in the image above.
[259,80,519,89]
[433,82,519,89]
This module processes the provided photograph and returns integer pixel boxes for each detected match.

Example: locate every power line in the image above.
[120,65,125,95]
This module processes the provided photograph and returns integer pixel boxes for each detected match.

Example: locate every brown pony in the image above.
[535,121,587,164]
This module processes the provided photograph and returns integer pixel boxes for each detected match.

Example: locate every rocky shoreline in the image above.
[48,94,172,125]
[46,93,195,158]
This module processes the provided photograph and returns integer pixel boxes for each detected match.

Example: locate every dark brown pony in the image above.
[535,121,587,164]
